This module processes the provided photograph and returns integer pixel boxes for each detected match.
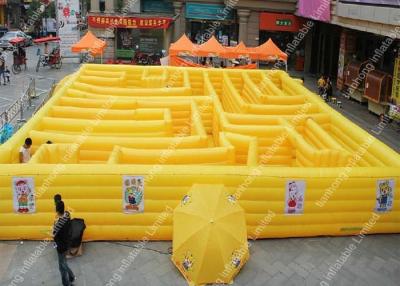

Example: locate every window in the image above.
[100,0,105,12]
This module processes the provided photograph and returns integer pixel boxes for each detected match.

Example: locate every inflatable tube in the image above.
[0,65,399,241]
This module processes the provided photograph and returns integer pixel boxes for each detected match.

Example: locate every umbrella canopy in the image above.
[33,36,61,44]
[254,38,288,61]
[196,36,226,57]
[172,184,249,286]
[71,31,106,56]
[170,34,198,56]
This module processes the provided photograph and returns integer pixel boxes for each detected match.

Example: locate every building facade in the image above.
[88,0,302,61]
[297,0,400,114]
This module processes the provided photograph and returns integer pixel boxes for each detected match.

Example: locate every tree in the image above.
[26,0,55,22]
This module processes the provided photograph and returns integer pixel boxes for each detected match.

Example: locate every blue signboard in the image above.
[185,3,234,21]
[142,0,174,13]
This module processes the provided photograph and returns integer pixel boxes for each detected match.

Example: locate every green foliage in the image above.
[26,0,56,22]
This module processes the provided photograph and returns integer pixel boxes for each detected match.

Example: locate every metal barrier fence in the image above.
[0,78,56,134]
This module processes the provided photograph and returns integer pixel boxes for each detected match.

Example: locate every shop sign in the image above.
[143,0,173,13]
[116,49,135,59]
[185,3,233,21]
[276,19,292,26]
[339,0,399,7]
[260,12,303,32]
[297,0,331,22]
[88,16,172,29]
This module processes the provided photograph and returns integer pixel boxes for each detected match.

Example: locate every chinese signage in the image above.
[260,13,303,32]
[122,176,144,214]
[88,16,172,29]
[284,180,306,215]
[276,19,292,26]
[57,0,80,58]
[339,0,399,6]
[185,3,234,21]
[13,177,35,214]
[392,58,400,104]
[297,0,331,22]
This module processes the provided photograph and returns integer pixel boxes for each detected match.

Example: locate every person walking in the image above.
[0,52,5,85]
[325,76,333,101]
[317,75,326,96]
[53,200,76,286]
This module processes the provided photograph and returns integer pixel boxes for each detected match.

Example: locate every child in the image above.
[19,137,32,163]
[317,75,326,96]
[4,66,10,84]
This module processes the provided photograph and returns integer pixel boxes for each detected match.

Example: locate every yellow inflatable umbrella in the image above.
[172,184,249,286]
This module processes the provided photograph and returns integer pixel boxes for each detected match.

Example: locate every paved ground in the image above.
[0,58,399,286]
[0,234,399,286]
[291,70,400,153]
[0,46,80,114]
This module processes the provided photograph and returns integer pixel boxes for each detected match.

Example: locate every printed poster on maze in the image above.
[12,177,36,214]
[284,180,305,215]
[122,176,144,214]
[375,179,395,212]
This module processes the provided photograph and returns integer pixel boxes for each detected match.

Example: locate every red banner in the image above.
[0,0,7,5]
[88,16,172,29]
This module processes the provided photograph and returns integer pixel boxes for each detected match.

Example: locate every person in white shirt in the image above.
[19,137,32,163]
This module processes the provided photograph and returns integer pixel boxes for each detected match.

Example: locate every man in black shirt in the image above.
[53,200,75,286]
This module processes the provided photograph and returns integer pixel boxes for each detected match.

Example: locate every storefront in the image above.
[88,15,173,60]
[185,2,238,46]
[338,27,399,113]
[259,12,305,69]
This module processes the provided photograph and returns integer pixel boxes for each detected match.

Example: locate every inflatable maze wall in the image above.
[0,65,399,240]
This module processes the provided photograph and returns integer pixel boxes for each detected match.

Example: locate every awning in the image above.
[71,31,106,56]
[33,36,61,44]
[88,15,172,29]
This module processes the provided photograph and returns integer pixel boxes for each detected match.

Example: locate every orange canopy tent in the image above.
[71,31,106,57]
[196,36,226,57]
[254,38,287,62]
[169,34,198,56]
[223,41,258,59]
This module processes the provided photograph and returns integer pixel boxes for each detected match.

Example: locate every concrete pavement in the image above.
[0,234,399,286]
[0,46,80,114]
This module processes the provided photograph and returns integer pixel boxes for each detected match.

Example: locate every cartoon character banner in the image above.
[284,180,306,215]
[12,177,36,214]
[375,179,395,212]
[122,176,144,214]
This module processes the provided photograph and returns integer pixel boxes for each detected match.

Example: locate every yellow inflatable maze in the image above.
[0,64,399,240]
